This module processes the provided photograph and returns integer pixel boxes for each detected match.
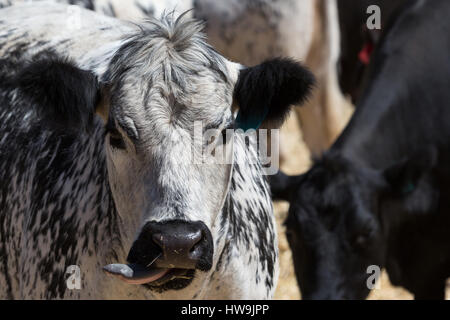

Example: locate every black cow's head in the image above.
[270,148,438,299]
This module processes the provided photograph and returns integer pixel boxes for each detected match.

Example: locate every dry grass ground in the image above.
[272,111,450,300]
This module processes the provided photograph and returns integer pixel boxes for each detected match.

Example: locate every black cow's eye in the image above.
[352,234,369,249]
[285,228,294,239]
[108,129,126,150]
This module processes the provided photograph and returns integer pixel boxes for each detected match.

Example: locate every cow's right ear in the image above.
[15,57,102,132]
[269,170,300,202]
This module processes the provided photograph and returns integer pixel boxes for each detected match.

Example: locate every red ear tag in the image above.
[358,42,374,65]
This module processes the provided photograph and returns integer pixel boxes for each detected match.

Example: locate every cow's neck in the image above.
[203,135,279,299]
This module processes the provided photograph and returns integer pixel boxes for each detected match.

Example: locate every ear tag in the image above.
[358,42,374,65]
[402,182,415,194]
[235,109,269,131]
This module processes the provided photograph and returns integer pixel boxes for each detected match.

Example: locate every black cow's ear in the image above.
[15,57,100,133]
[383,146,438,195]
[233,57,315,130]
[269,170,300,202]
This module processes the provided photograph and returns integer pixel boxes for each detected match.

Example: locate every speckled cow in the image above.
[0,3,314,299]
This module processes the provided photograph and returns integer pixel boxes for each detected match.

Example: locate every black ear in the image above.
[268,170,299,202]
[233,57,315,130]
[383,146,438,195]
[15,56,100,132]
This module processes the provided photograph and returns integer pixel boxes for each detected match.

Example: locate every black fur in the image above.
[268,170,298,202]
[383,146,438,196]
[233,57,315,129]
[14,55,99,133]
[69,0,95,11]
[336,0,409,103]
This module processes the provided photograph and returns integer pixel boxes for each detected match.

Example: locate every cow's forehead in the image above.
[111,67,233,129]
[104,15,238,132]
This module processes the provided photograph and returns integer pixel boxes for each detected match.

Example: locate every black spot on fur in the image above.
[69,0,95,11]
[14,54,100,133]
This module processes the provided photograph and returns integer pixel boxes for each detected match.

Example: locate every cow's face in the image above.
[99,18,314,293]
[276,155,386,299]
[100,18,236,247]
[16,15,314,294]
[270,149,438,299]
[98,18,239,292]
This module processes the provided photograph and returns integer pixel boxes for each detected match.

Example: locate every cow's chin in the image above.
[103,263,197,292]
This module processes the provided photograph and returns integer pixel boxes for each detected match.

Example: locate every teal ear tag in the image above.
[402,182,415,194]
[235,108,269,131]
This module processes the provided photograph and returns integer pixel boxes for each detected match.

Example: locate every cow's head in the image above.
[16,14,314,294]
[270,148,438,299]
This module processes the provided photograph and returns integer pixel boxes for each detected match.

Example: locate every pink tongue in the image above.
[103,263,169,285]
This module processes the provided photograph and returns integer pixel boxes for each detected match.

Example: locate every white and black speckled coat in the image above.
[0,0,193,20]
[0,3,290,299]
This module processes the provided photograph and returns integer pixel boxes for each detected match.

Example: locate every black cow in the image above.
[272,0,450,300]
[336,0,409,103]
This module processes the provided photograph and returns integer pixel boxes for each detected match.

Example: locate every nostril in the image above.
[151,233,164,250]
[188,230,203,252]
[191,229,203,243]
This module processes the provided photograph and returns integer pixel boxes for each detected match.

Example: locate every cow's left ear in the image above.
[383,146,438,195]
[233,57,315,130]
[15,57,101,133]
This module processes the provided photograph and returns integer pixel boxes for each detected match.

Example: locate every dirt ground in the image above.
[272,111,450,300]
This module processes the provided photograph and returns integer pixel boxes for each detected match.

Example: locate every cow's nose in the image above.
[152,227,202,267]
[127,220,213,271]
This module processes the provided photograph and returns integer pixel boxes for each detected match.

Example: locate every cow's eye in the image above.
[352,234,370,249]
[285,227,294,239]
[108,129,126,150]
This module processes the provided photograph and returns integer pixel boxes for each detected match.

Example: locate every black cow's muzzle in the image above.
[103,220,213,286]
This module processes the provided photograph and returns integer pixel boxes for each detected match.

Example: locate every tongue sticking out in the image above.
[103,263,169,285]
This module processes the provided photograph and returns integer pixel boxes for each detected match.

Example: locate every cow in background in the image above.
[0,0,192,19]
[271,0,450,300]
[336,0,409,103]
